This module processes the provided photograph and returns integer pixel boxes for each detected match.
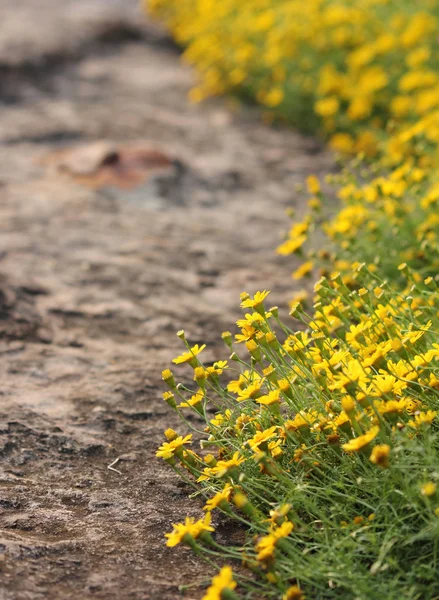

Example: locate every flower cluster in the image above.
[148,0,439,285]
[147,0,439,154]
[158,280,439,598]
[146,0,439,597]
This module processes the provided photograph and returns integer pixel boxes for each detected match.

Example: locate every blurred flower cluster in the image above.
[148,0,439,284]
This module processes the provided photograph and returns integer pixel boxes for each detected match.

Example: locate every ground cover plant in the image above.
[147,0,439,597]
[160,278,439,599]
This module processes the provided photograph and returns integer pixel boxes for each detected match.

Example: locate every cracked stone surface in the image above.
[0,1,334,599]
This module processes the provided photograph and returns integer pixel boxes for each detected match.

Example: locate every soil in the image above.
[0,2,334,598]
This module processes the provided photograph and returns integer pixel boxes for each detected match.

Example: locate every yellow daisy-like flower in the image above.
[328,359,370,392]
[268,439,283,458]
[256,390,281,406]
[237,381,264,401]
[210,409,232,427]
[292,261,314,281]
[197,451,246,482]
[283,585,305,600]
[227,370,255,393]
[331,411,351,432]
[178,390,204,409]
[342,426,380,452]
[408,410,437,429]
[421,482,437,497]
[247,425,278,451]
[203,483,233,511]
[202,566,237,600]
[172,344,206,365]
[277,234,307,256]
[315,96,339,117]
[256,521,294,561]
[236,311,266,328]
[370,444,390,468]
[374,399,408,417]
[402,320,432,345]
[165,511,214,547]
[240,290,270,310]
[368,373,407,397]
[235,326,258,343]
[306,175,320,195]
[156,434,192,460]
[284,411,317,432]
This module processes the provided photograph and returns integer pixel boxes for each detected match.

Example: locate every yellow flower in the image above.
[256,521,294,561]
[247,425,278,451]
[329,359,370,392]
[236,311,266,327]
[370,444,390,468]
[202,566,237,600]
[227,370,254,393]
[204,361,228,378]
[348,96,372,121]
[342,426,380,452]
[402,321,432,345]
[289,219,310,238]
[194,366,206,385]
[197,451,245,482]
[368,373,407,397]
[165,512,214,547]
[374,399,407,418]
[406,46,431,69]
[292,261,314,280]
[162,390,176,404]
[306,175,320,195]
[329,133,355,154]
[237,381,263,401]
[421,482,437,497]
[240,290,270,310]
[315,97,339,117]
[172,344,206,365]
[285,411,316,432]
[267,439,283,459]
[283,585,305,600]
[156,434,192,460]
[340,396,355,415]
[277,235,307,256]
[161,369,175,387]
[178,389,204,409]
[256,390,282,406]
[408,410,437,429]
[264,87,284,107]
[357,66,388,93]
[204,484,233,511]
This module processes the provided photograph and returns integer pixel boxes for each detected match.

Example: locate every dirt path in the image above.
[0,2,333,599]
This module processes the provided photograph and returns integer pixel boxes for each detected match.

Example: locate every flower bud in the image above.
[162,391,177,409]
[164,428,178,441]
[221,331,233,349]
[162,369,176,389]
[246,339,262,362]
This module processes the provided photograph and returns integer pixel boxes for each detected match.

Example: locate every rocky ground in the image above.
[0,2,333,598]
